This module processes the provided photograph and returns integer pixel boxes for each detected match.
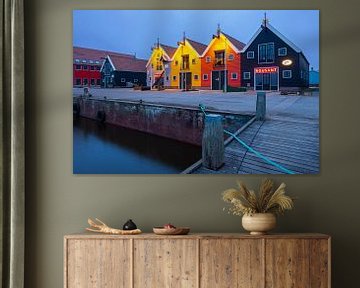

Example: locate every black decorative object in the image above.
[123,219,137,230]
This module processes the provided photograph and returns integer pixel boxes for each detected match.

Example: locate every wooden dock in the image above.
[191,115,319,174]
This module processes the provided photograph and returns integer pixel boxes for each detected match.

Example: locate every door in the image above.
[200,239,264,287]
[134,239,198,288]
[212,70,225,90]
[180,72,192,90]
[255,72,278,91]
[263,73,270,90]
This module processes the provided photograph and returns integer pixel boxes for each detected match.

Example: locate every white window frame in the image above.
[282,70,292,79]
[203,74,209,80]
[231,73,238,80]
[76,78,81,85]
[278,47,287,56]
[134,79,138,83]
[228,54,234,61]
[243,72,251,80]
[205,56,211,63]
[121,78,126,83]
[75,64,82,70]
[247,51,254,59]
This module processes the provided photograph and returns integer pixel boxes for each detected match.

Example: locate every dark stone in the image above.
[123,219,137,230]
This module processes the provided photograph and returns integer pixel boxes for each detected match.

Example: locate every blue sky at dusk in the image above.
[73,10,319,69]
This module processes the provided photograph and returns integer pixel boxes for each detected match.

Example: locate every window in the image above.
[89,60,94,64]
[90,79,95,85]
[205,56,211,63]
[247,51,254,59]
[175,60,178,66]
[156,64,163,70]
[182,55,189,69]
[282,70,292,79]
[228,54,234,61]
[82,60,87,63]
[243,72,251,80]
[134,79,138,83]
[173,75,177,81]
[96,79,101,85]
[75,59,80,63]
[83,78,88,86]
[96,66,101,71]
[75,78,81,85]
[278,47,287,56]
[121,78,126,82]
[203,74,209,80]
[149,77,152,81]
[75,65,81,70]
[231,73,238,80]
[90,66,95,71]
[258,43,274,63]
[164,64,169,68]
[95,60,100,64]
[83,65,88,70]
[166,76,169,81]
[192,59,196,64]
[194,74,199,80]
[214,51,225,66]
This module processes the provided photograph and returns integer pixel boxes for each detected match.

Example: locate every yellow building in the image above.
[146,42,176,88]
[170,38,207,90]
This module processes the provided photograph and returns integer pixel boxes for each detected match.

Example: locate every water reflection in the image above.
[73,117,202,174]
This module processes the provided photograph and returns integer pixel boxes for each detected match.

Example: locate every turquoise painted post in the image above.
[256,91,266,120]
[202,114,224,170]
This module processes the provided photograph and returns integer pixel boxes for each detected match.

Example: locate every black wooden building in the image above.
[101,54,147,88]
[241,19,309,91]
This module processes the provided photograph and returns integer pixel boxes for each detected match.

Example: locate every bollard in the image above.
[202,114,224,170]
[256,91,266,120]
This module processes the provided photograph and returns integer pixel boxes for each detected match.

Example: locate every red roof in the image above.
[186,38,207,55]
[109,55,147,73]
[73,46,134,63]
[160,44,177,58]
[221,32,246,51]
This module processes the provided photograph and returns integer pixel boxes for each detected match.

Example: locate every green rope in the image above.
[199,104,296,175]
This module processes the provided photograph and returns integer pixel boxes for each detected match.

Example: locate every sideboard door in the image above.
[200,239,264,288]
[265,238,329,287]
[66,239,131,288]
[133,239,198,288]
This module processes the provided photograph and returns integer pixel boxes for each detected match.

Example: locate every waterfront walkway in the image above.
[73,88,319,174]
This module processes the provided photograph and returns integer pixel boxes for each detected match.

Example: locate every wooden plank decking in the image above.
[191,116,319,174]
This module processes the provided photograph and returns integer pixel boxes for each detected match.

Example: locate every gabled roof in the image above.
[201,32,245,56]
[105,54,147,73]
[186,39,208,55]
[160,44,177,59]
[73,46,134,63]
[221,32,246,51]
[241,23,302,53]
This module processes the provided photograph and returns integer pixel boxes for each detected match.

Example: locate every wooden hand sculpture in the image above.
[86,218,142,235]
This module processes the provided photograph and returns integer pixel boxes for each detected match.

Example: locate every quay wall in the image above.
[74,97,205,145]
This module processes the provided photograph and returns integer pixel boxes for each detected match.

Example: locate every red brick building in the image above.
[73,47,134,87]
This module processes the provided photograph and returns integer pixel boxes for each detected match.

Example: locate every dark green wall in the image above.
[25,0,360,287]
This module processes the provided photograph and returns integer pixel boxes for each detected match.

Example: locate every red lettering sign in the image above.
[255,67,278,73]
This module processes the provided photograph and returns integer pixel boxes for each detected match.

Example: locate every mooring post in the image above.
[202,114,224,170]
[256,91,266,120]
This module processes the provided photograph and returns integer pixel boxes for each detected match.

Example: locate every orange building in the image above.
[201,27,245,90]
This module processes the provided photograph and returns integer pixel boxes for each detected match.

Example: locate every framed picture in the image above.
[73,10,319,175]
